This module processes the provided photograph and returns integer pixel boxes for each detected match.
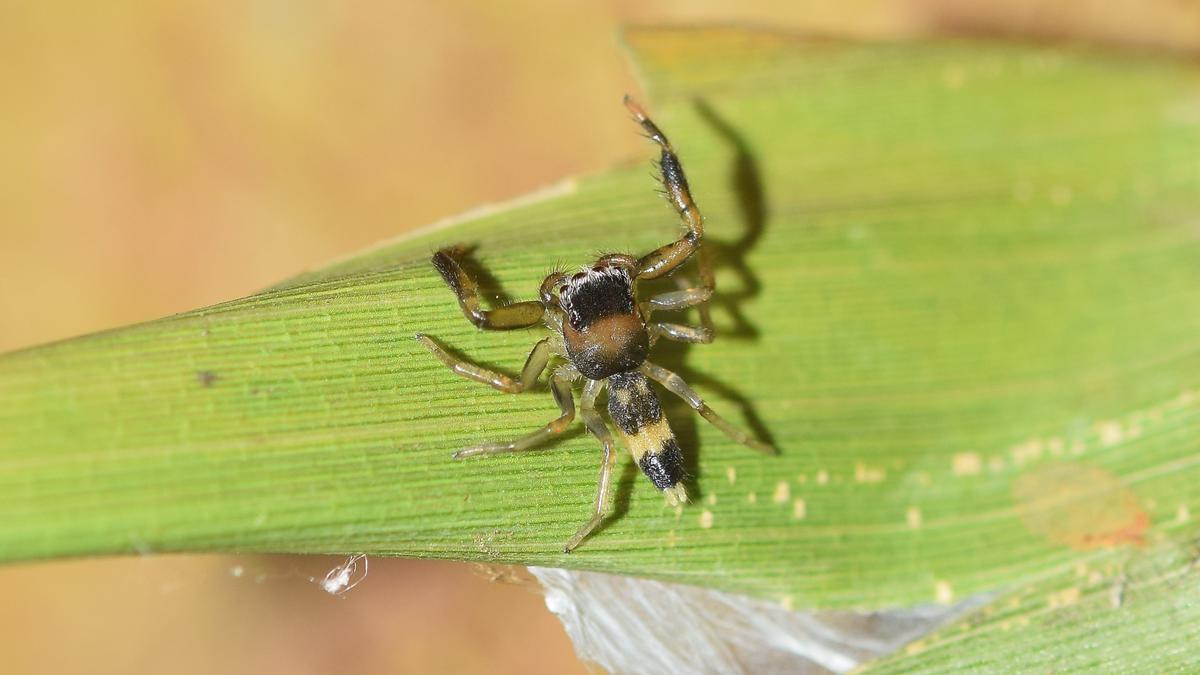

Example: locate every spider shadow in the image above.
[590,461,639,540]
[693,97,768,340]
[453,244,517,306]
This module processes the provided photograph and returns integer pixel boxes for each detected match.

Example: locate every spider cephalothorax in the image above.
[417,97,774,553]
[557,262,648,379]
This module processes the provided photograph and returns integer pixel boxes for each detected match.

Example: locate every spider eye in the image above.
[567,310,582,329]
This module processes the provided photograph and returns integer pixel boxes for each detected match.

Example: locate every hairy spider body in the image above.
[417,97,773,553]
[607,371,688,504]
[560,264,647,379]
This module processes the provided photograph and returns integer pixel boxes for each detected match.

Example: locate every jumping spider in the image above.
[416,97,774,552]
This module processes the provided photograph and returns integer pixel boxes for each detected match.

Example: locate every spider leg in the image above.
[453,366,576,459]
[649,322,713,345]
[432,245,545,329]
[624,97,705,281]
[415,335,553,394]
[642,260,716,342]
[640,361,775,455]
[693,248,716,335]
[563,377,615,553]
[643,285,713,313]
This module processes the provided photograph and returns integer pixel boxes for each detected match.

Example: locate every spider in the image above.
[416,97,774,553]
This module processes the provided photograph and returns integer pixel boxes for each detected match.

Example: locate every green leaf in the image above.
[869,537,1200,671]
[2,27,1199,631]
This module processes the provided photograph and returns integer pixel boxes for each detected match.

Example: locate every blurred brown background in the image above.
[1,1,1196,673]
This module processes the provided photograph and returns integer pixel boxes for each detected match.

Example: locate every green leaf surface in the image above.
[2,28,1199,625]
[870,536,1200,671]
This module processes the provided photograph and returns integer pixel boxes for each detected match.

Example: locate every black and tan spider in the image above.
[416,97,774,552]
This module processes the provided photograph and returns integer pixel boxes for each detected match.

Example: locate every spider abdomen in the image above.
[607,371,688,505]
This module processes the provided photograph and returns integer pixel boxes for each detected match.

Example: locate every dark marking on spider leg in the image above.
[624,97,701,233]
[624,97,704,281]
[432,246,545,330]
[607,371,687,504]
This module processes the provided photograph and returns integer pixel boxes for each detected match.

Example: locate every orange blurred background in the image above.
[1,1,1197,673]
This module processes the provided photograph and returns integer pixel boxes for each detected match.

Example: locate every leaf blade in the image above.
[2,29,1199,615]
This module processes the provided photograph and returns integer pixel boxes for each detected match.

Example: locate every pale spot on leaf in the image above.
[1048,586,1081,609]
[935,580,954,604]
[854,461,885,483]
[942,64,967,89]
[1010,439,1044,466]
[1097,421,1124,446]
[952,452,982,476]
[699,510,714,529]
[773,480,790,504]
[906,506,922,529]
